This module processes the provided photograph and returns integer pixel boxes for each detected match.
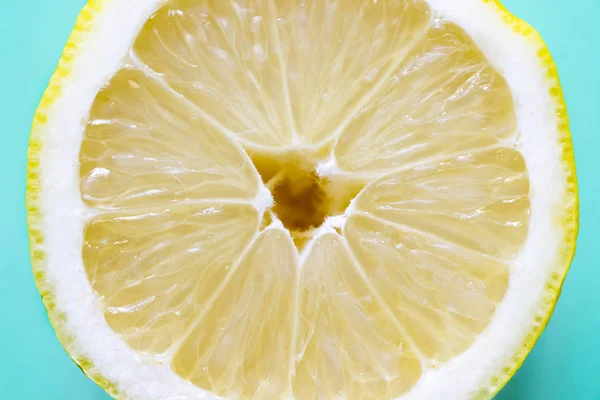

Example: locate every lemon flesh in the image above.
[79,0,531,398]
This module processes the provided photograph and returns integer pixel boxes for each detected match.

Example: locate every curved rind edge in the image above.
[471,1,579,399]
[26,1,125,399]
[25,0,579,399]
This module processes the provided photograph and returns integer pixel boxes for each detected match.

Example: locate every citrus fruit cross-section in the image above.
[27,0,578,399]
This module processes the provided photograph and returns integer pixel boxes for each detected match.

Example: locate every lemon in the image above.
[27,0,578,399]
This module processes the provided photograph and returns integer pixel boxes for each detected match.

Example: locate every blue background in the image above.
[1,0,598,399]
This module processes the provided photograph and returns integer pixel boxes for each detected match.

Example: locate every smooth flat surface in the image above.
[0,1,598,399]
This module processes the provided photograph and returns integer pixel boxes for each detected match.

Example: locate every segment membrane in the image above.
[133,0,295,147]
[172,228,298,399]
[344,214,509,361]
[354,148,530,260]
[276,0,432,145]
[295,233,422,399]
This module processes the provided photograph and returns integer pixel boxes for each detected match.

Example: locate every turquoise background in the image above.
[1,0,598,398]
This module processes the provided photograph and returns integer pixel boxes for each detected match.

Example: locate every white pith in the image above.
[34,0,569,399]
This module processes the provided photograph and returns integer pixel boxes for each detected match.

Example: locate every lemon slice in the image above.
[27,0,578,399]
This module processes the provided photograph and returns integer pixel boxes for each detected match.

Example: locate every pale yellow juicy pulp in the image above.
[79,0,531,398]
